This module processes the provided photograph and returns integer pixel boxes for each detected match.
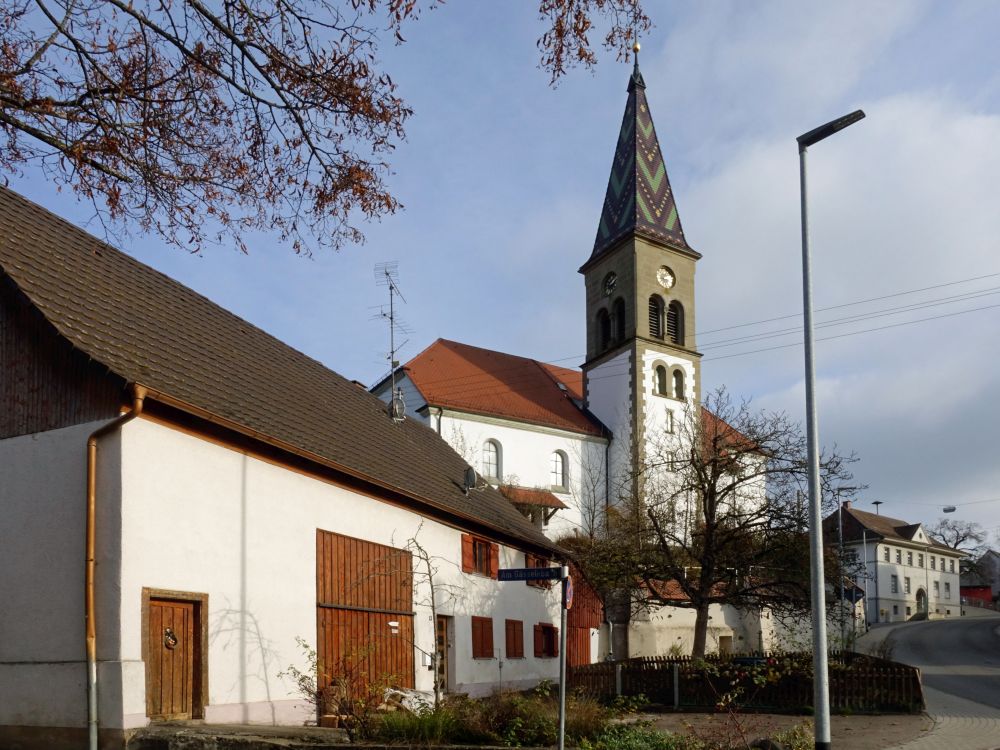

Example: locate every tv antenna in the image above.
[375,262,411,422]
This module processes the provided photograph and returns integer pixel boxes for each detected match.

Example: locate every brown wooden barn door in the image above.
[146,598,200,719]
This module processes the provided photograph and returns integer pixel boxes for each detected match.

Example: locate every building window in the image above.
[672,369,685,400]
[462,534,498,578]
[934,581,940,596]
[895,549,901,564]
[931,556,936,570]
[505,619,524,658]
[883,547,890,562]
[655,365,668,395]
[665,409,675,434]
[648,295,664,338]
[918,554,924,567]
[906,606,912,616]
[471,616,494,659]
[904,577,911,594]
[550,451,567,489]
[890,575,899,594]
[893,605,899,615]
[525,553,553,590]
[906,551,912,566]
[667,300,684,345]
[613,297,626,342]
[945,582,951,599]
[950,559,955,573]
[534,623,559,658]
[597,309,611,351]
[482,440,501,480]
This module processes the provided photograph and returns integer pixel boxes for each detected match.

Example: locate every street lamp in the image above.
[797,108,865,750]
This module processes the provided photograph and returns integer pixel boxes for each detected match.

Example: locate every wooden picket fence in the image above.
[567,651,923,713]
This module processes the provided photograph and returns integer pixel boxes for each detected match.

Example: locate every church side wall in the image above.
[584,350,632,500]
[437,413,606,540]
[115,418,564,729]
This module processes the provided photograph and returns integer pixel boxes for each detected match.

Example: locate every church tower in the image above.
[581,55,702,499]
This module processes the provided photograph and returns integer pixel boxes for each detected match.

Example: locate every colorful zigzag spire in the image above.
[588,59,691,262]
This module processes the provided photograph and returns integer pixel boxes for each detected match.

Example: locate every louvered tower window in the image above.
[597,310,611,351]
[613,298,626,342]
[648,295,664,338]
[667,301,684,345]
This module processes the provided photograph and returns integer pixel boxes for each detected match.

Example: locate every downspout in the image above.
[86,385,146,750]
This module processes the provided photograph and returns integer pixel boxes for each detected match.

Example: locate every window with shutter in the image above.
[505,619,524,658]
[464,535,498,577]
[667,301,684,344]
[648,295,663,338]
[525,553,552,589]
[534,623,558,658]
[471,616,494,659]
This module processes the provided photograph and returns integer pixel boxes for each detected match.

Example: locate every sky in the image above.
[9,1,1000,540]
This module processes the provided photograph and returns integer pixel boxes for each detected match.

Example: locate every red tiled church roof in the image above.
[400,339,605,436]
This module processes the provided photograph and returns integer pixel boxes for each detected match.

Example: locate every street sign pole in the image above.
[557,565,569,750]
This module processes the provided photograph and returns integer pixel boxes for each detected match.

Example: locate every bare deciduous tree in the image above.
[573,386,861,658]
[1,0,649,253]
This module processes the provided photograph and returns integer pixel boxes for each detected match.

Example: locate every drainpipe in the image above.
[86,385,146,750]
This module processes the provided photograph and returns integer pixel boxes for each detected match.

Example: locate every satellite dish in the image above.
[464,467,478,494]
[388,388,405,422]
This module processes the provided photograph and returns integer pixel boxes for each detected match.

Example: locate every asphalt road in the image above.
[887,616,1000,710]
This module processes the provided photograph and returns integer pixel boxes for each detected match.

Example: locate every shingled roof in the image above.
[828,505,956,552]
[584,60,697,270]
[394,339,606,437]
[0,187,557,555]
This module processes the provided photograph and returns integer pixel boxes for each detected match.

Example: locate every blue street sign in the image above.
[498,567,563,582]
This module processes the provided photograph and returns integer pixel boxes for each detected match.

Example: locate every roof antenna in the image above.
[375,262,411,423]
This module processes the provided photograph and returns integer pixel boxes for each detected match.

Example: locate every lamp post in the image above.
[797,109,865,750]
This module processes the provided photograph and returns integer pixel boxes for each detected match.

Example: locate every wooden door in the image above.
[435,616,450,692]
[147,598,198,719]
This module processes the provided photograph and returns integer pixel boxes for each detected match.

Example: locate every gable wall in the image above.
[0,278,124,438]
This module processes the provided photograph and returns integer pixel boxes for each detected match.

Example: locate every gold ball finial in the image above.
[633,41,641,54]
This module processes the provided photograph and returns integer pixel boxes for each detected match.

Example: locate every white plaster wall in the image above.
[629,603,757,656]
[585,350,632,500]
[116,418,564,727]
[437,413,606,541]
[0,421,124,729]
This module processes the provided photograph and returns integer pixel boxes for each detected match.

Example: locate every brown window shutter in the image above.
[484,617,494,656]
[534,624,543,658]
[490,543,500,579]
[525,553,534,587]
[552,626,559,657]
[505,620,513,655]
[461,534,474,574]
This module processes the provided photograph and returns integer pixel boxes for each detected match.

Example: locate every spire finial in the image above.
[632,40,640,73]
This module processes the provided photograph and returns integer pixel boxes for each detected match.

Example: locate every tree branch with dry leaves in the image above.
[1,0,649,253]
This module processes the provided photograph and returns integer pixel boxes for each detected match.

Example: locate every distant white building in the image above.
[824,503,964,624]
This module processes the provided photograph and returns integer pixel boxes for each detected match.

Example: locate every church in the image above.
[374,57,772,658]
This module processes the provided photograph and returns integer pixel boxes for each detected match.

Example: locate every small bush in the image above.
[372,707,458,745]
[565,694,610,740]
[580,722,698,750]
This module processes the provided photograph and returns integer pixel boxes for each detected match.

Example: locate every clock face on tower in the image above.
[656,266,676,289]
[603,272,618,297]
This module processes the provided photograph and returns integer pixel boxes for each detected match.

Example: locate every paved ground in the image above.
[858,615,1000,750]
[648,712,931,749]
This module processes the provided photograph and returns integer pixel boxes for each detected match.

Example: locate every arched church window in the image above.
[672,369,685,400]
[597,309,611,351]
[648,295,664,339]
[612,297,626,342]
[550,451,568,489]
[667,301,684,345]
[655,365,668,395]
[482,440,502,480]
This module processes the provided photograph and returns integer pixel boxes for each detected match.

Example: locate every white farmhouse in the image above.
[824,503,964,624]
[0,187,568,749]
